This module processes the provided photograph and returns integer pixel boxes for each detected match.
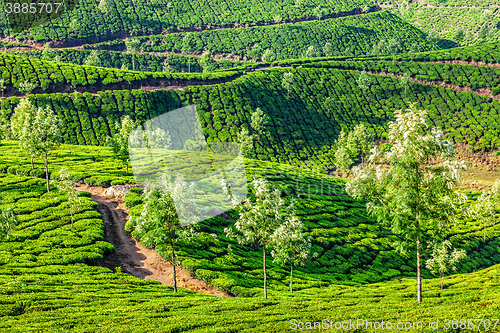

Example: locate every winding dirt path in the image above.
[75,183,230,297]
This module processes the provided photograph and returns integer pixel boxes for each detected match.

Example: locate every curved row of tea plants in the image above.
[4,0,374,42]
[11,49,252,74]
[86,12,434,61]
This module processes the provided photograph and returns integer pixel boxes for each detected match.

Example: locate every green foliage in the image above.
[346,104,468,302]
[426,240,467,291]
[91,12,433,61]
[106,116,135,173]
[54,167,82,226]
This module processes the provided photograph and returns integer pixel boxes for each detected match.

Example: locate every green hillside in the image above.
[1,0,375,42]
[85,11,434,60]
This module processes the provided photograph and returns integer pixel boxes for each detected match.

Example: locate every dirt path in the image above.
[75,184,230,297]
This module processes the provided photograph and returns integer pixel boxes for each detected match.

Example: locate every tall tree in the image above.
[182,33,197,73]
[223,178,295,299]
[199,51,215,72]
[282,72,294,97]
[425,240,467,291]
[32,105,62,192]
[387,39,399,64]
[346,104,468,303]
[130,170,198,292]
[467,180,500,241]
[400,72,410,95]
[106,115,136,174]
[426,29,440,49]
[41,43,52,61]
[313,6,326,22]
[98,0,113,15]
[396,0,409,21]
[84,50,102,67]
[237,127,255,159]
[453,27,466,45]
[323,42,334,57]
[251,107,270,136]
[11,98,38,170]
[356,70,371,92]
[261,49,275,63]
[55,168,82,227]
[247,44,263,61]
[270,211,314,294]
[304,45,317,58]
[0,78,5,97]
[125,38,141,71]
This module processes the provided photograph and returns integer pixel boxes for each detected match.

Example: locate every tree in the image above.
[373,39,388,56]
[237,127,255,159]
[55,168,82,227]
[251,107,270,136]
[323,42,334,57]
[18,81,37,94]
[162,61,174,73]
[270,209,315,294]
[273,14,283,27]
[425,240,467,291]
[356,70,371,92]
[426,28,440,49]
[0,195,18,240]
[261,49,275,63]
[0,78,5,97]
[125,39,141,71]
[282,72,294,97]
[397,0,409,21]
[106,115,135,174]
[247,44,263,61]
[313,6,326,22]
[69,18,78,31]
[333,143,353,178]
[387,39,399,64]
[130,170,198,293]
[84,50,102,67]
[346,123,374,165]
[304,45,317,58]
[453,27,466,45]
[478,23,497,42]
[400,72,410,95]
[346,104,468,303]
[223,178,295,299]
[41,43,52,61]
[98,0,113,15]
[11,98,38,170]
[199,51,215,72]
[32,105,62,192]
[182,33,197,73]
[467,180,500,241]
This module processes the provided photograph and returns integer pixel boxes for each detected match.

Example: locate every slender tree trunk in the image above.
[44,152,50,193]
[417,235,422,303]
[171,239,177,293]
[188,57,191,73]
[484,225,486,242]
[263,244,267,299]
[126,158,129,174]
[31,154,34,171]
[441,273,444,291]
[290,261,293,294]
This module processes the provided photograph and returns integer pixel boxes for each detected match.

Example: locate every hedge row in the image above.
[0,52,243,91]
[2,66,500,169]
[85,12,435,61]
[12,49,253,74]
[7,0,373,42]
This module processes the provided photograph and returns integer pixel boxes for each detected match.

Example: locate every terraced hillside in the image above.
[381,0,500,45]
[1,42,500,169]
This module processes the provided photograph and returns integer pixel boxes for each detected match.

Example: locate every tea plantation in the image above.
[1,0,500,330]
